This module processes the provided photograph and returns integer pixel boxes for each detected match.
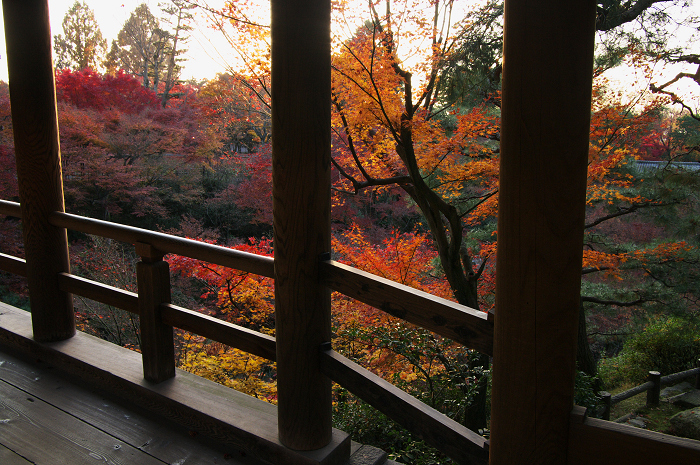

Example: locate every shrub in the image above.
[599,315,700,388]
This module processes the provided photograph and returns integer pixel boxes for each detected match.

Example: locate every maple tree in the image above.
[54,69,216,224]
[167,234,277,400]
[577,79,700,376]
[0,83,25,303]
[197,73,271,155]
[185,0,700,436]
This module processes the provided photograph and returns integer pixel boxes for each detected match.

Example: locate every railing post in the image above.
[136,242,175,383]
[599,391,611,421]
[647,371,661,407]
[2,0,74,342]
[271,0,332,450]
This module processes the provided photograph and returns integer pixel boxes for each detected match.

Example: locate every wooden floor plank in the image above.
[0,444,33,465]
[0,379,166,465]
[0,351,254,465]
[0,303,350,465]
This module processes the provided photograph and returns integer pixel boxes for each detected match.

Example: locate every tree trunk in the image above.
[577,299,597,378]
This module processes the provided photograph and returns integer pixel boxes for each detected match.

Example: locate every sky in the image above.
[0,0,233,82]
[0,1,697,110]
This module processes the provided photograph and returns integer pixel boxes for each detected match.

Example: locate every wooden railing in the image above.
[0,199,491,464]
[599,365,700,421]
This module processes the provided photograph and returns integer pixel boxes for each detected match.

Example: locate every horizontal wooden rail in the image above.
[569,406,700,464]
[49,211,275,278]
[0,253,27,277]
[0,199,22,217]
[609,366,700,405]
[599,365,700,420]
[610,381,654,404]
[160,303,276,361]
[54,272,277,362]
[320,347,488,465]
[662,367,700,386]
[320,260,494,356]
[58,272,139,313]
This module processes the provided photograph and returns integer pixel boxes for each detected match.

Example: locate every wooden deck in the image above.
[0,304,395,465]
[0,348,265,465]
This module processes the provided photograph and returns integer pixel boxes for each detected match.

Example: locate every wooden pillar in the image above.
[271,0,332,451]
[2,0,74,342]
[136,243,175,383]
[489,1,596,464]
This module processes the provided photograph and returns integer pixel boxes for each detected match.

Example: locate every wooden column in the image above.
[136,243,175,383]
[271,0,332,450]
[489,1,596,464]
[2,0,74,342]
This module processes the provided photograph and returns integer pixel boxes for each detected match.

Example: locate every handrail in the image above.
[49,210,275,278]
[55,271,276,362]
[321,260,494,356]
[320,347,489,464]
[0,199,22,217]
[58,272,139,313]
[0,253,26,277]
[599,366,700,420]
[160,303,277,362]
[569,405,700,464]
[0,201,494,462]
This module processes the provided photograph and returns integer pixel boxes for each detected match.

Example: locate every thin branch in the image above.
[581,296,648,307]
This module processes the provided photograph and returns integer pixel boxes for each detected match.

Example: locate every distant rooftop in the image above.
[635,160,700,171]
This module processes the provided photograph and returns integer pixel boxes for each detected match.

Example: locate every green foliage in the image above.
[0,280,29,310]
[333,389,454,465]
[574,370,602,414]
[599,316,700,388]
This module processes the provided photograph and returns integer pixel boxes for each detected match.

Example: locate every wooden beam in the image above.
[271,0,333,451]
[0,303,351,465]
[0,253,26,278]
[568,407,700,463]
[320,348,488,464]
[57,273,139,313]
[489,1,596,463]
[321,260,493,355]
[160,304,277,362]
[49,211,274,278]
[2,0,74,341]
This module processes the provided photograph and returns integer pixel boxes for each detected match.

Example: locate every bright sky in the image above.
[0,0,232,82]
[0,1,697,111]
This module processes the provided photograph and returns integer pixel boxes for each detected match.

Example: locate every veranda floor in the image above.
[0,348,264,465]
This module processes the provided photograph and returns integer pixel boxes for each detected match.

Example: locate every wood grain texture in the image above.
[0,303,351,465]
[137,258,175,383]
[58,272,139,313]
[321,260,493,355]
[0,350,264,465]
[0,200,21,217]
[49,211,275,278]
[161,303,276,361]
[320,349,488,465]
[0,445,32,465]
[3,0,74,341]
[271,0,333,450]
[0,254,26,277]
[489,1,597,463]
[0,379,164,465]
[54,272,276,361]
[568,407,700,464]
